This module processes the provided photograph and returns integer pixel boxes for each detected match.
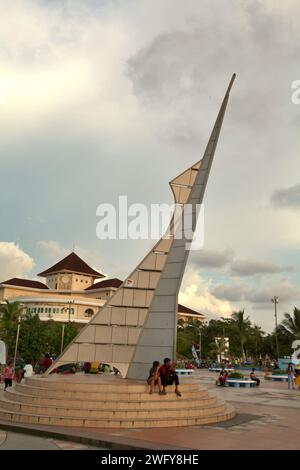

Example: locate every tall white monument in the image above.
[45,75,236,380]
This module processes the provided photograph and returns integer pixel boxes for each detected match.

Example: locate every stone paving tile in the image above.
[49,439,102,450]
[0,431,60,450]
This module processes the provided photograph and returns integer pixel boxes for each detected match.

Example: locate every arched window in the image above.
[84,308,94,318]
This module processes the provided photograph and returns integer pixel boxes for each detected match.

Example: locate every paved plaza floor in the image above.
[0,429,103,450]
[0,430,101,450]
[0,369,299,450]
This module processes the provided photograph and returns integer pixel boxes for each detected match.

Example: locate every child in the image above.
[147,360,162,394]
[4,362,14,390]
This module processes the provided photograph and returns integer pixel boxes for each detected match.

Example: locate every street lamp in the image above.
[60,323,65,354]
[13,303,25,369]
[271,296,280,361]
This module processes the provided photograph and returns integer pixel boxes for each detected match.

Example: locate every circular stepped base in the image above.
[0,374,235,428]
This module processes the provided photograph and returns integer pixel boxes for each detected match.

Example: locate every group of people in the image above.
[216,367,261,387]
[1,360,34,390]
[1,354,53,390]
[147,358,181,396]
[83,362,119,375]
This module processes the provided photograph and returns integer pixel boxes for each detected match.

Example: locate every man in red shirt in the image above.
[159,358,181,396]
[42,353,53,372]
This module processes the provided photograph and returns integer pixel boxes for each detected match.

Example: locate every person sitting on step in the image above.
[216,368,228,387]
[147,360,162,394]
[159,358,181,397]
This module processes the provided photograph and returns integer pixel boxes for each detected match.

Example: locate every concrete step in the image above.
[0,403,235,428]
[0,375,235,429]
[15,383,208,401]
[5,388,217,410]
[0,394,225,420]
[26,376,200,392]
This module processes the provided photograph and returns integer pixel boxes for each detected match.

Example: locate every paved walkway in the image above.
[0,370,299,450]
[0,430,102,450]
[83,370,299,450]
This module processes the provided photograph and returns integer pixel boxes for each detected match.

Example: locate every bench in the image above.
[175,369,194,375]
[225,379,257,388]
[209,368,235,373]
[265,374,288,382]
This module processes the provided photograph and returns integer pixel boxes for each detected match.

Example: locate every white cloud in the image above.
[1,0,300,334]
[0,242,34,280]
[0,0,137,140]
[179,270,233,320]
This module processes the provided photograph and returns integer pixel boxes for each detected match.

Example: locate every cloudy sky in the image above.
[0,0,299,332]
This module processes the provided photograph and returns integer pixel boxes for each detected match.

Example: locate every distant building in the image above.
[177,303,205,324]
[0,251,206,325]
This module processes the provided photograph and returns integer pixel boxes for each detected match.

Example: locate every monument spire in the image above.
[45,75,236,379]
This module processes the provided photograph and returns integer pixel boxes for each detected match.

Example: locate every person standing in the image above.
[23,360,34,380]
[286,363,294,390]
[4,362,14,390]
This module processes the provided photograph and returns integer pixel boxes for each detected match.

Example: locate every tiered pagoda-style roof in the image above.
[38,252,104,279]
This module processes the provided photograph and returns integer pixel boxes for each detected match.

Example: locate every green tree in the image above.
[0,300,23,356]
[248,324,265,360]
[176,320,195,359]
[209,336,228,362]
[280,307,300,339]
[18,313,48,363]
[231,310,250,361]
[16,314,80,364]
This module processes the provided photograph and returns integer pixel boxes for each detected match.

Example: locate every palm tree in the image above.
[209,336,228,364]
[0,300,23,355]
[231,310,250,361]
[281,307,300,339]
[251,324,264,359]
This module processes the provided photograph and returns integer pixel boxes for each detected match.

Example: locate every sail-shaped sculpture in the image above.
[45,74,236,379]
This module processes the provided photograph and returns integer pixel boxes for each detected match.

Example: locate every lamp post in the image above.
[271,296,280,361]
[13,303,25,369]
[60,323,65,354]
[61,300,74,353]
